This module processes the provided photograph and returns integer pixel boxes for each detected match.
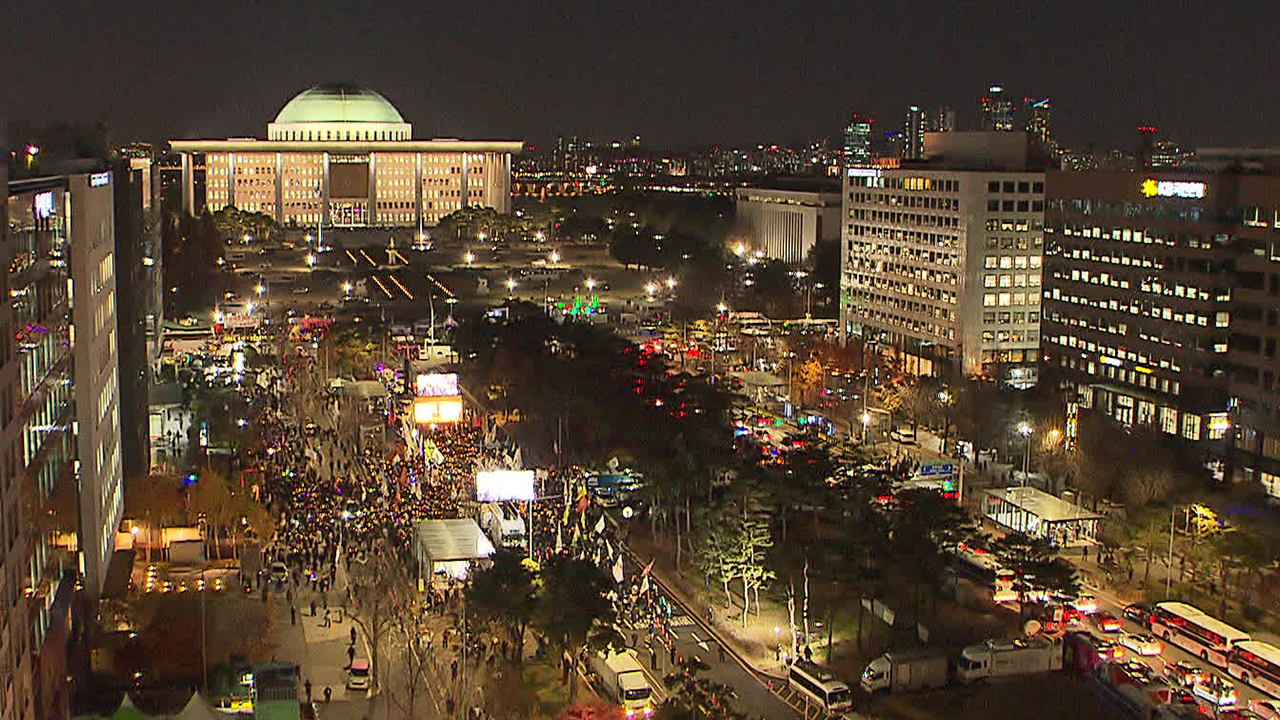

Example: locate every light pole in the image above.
[1018,422,1034,484]
[861,412,872,445]
[506,278,516,298]
[937,390,952,454]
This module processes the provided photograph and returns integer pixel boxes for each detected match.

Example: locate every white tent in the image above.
[171,693,220,720]
[412,519,496,580]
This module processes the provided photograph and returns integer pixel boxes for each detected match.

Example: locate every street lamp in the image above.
[861,412,872,444]
[549,250,561,265]
[1018,422,1034,483]
[464,251,475,266]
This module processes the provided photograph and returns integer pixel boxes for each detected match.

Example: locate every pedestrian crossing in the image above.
[669,614,696,627]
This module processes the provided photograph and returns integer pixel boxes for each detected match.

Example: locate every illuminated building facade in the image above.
[903,106,926,161]
[981,85,1017,132]
[840,160,1046,384]
[1,170,123,720]
[843,114,873,167]
[172,84,521,228]
[735,186,841,263]
[1041,171,1263,483]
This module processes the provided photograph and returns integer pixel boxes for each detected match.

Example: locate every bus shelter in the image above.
[983,486,1102,546]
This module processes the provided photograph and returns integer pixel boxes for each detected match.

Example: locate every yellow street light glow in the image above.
[464,251,475,265]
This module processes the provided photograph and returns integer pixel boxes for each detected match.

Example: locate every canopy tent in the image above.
[172,693,220,720]
[109,695,148,720]
[412,519,496,581]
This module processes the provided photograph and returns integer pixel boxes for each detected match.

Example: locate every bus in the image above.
[788,661,852,713]
[1228,640,1280,700]
[950,545,1019,603]
[1149,602,1250,667]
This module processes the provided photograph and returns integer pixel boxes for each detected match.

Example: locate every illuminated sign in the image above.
[1099,355,1123,367]
[90,172,111,187]
[412,396,463,424]
[476,470,536,502]
[847,167,882,178]
[34,192,54,219]
[415,373,458,397]
[1141,179,1205,199]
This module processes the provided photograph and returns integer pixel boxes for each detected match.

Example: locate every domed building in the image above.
[171,83,521,228]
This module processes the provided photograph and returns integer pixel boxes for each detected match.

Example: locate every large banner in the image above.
[476,470,536,502]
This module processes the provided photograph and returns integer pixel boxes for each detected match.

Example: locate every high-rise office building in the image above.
[840,132,1045,384]
[1136,126,1158,168]
[1040,171,1256,485]
[843,114,873,167]
[981,85,1017,132]
[1,168,124,720]
[903,106,926,161]
[1025,97,1053,149]
[929,106,957,133]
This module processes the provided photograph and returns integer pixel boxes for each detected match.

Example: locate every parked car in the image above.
[1248,699,1280,720]
[1093,612,1123,632]
[1192,676,1239,710]
[1117,633,1163,656]
[347,659,370,691]
[1122,602,1154,627]
[269,562,288,586]
[1163,661,1210,688]
[1071,595,1099,614]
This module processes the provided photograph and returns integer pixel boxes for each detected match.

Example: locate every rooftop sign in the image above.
[1141,178,1205,199]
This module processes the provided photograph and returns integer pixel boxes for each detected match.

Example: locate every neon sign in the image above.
[90,172,111,187]
[1141,179,1205,199]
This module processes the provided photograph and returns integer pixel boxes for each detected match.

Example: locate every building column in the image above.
[368,153,378,226]
[415,153,424,229]
[460,153,469,209]
[181,153,194,215]
[322,152,331,227]
[274,152,284,225]
[227,153,237,209]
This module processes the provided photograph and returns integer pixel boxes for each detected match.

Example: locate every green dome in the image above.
[273,84,405,124]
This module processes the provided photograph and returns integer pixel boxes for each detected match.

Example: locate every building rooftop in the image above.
[273,83,405,124]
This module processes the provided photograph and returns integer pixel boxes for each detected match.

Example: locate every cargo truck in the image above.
[955,636,1064,683]
[860,649,950,693]
[590,648,654,718]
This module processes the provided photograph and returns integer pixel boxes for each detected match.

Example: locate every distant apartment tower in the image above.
[903,106,927,161]
[843,114,873,167]
[840,132,1045,384]
[981,86,1017,132]
[735,184,841,263]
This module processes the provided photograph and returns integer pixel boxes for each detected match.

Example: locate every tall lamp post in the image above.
[1018,422,1034,485]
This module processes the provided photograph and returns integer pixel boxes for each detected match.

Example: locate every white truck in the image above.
[955,637,1063,683]
[590,648,654,717]
[860,649,949,693]
[478,502,527,549]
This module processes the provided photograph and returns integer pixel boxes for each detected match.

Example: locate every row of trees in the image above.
[126,470,274,563]
[466,550,617,702]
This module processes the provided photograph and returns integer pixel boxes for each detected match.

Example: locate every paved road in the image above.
[611,540,803,720]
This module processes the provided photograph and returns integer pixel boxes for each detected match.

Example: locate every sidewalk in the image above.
[268,556,370,717]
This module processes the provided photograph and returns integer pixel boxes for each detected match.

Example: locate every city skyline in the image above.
[2,0,1277,150]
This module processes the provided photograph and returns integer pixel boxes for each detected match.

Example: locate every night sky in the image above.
[3,0,1277,150]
